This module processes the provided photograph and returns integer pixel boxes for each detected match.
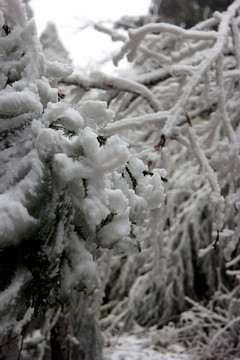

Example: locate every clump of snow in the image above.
[0,197,37,248]
[80,100,114,129]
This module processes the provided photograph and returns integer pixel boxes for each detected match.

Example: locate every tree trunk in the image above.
[50,314,70,360]
[69,293,103,360]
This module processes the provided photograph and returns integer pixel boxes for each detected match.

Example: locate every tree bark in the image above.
[69,293,103,360]
[50,314,70,360]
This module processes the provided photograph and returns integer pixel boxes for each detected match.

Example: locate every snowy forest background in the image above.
[0,0,240,359]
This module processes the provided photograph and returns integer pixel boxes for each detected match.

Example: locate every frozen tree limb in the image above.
[63,71,162,111]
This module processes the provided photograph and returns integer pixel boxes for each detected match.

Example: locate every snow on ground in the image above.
[103,328,193,360]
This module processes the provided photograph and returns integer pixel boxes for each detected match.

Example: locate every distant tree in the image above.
[150,0,233,27]
[40,22,71,64]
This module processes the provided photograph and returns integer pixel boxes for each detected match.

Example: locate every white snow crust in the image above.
[103,330,192,360]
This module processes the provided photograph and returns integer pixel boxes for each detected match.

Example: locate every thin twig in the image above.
[0,336,18,349]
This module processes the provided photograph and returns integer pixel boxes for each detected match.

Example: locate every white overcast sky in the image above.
[30,0,152,69]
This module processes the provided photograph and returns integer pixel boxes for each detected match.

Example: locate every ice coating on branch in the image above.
[0,90,41,117]
[0,270,31,335]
